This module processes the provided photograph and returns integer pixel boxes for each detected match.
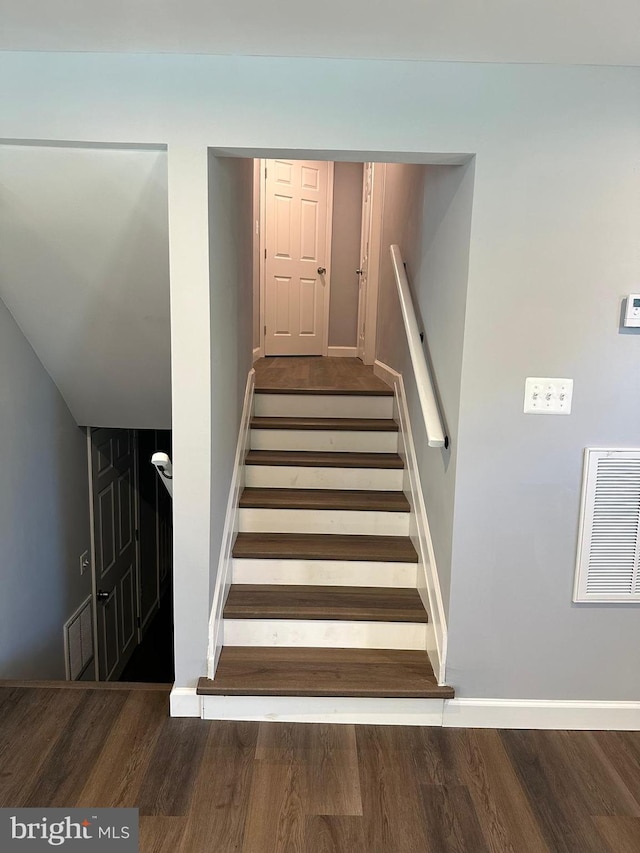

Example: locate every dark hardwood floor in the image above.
[239,487,410,511]
[245,450,405,469]
[223,584,428,622]
[1,683,640,851]
[250,416,399,431]
[232,532,418,562]
[254,356,392,394]
[197,647,453,699]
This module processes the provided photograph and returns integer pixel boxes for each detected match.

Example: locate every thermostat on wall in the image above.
[623,294,640,327]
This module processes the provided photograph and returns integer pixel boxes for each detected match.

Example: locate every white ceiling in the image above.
[0,0,639,66]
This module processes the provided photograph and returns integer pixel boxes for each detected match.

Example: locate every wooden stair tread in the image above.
[255,387,393,397]
[245,450,404,469]
[232,532,419,562]
[251,416,399,431]
[197,647,453,698]
[224,585,428,622]
[239,488,409,512]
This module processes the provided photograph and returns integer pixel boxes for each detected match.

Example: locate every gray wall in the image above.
[2,52,640,701]
[406,164,475,615]
[0,143,171,429]
[329,162,363,348]
[0,296,91,678]
[208,154,254,601]
[377,162,475,616]
[376,163,427,370]
[376,163,472,611]
[447,161,640,701]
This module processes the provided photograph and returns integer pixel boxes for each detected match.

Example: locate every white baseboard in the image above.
[374,359,448,686]
[207,369,256,679]
[170,687,202,718]
[202,695,444,725]
[373,359,397,388]
[253,346,262,362]
[191,688,640,728]
[443,697,640,730]
[327,346,357,358]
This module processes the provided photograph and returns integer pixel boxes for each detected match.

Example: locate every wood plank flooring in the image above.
[254,356,392,395]
[197,647,453,698]
[245,450,404,468]
[250,416,399,431]
[2,684,640,852]
[232,532,419,562]
[223,585,428,622]
[239,488,410,512]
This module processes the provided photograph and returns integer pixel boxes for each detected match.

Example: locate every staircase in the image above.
[198,365,453,723]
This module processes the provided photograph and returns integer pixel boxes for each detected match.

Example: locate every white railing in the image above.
[390,244,447,448]
[151,452,173,497]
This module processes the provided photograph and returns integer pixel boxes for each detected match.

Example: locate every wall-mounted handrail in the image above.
[151,452,173,497]
[390,245,448,449]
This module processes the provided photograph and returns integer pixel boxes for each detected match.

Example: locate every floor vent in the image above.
[574,449,640,602]
[64,595,94,680]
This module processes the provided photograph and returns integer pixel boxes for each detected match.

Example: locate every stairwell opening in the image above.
[199,148,475,712]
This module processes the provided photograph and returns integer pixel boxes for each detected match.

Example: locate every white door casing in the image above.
[357,162,373,361]
[263,159,333,356]
[356,162,384,366]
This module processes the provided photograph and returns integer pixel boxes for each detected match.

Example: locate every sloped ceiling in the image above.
[0,0,638,66]
[0,144,171,430]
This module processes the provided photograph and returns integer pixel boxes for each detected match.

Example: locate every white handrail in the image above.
[390,245,447,449]
[151,452,173,497]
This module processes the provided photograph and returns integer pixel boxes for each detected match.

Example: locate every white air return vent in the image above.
[574,449,640,603]
[64,596,94,680]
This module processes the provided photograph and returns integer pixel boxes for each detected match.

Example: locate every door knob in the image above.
[96,590,110,603]
[317,267,326,275]
[356,269,363,275]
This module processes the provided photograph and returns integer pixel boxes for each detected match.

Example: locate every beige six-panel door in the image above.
[264,159,332,356]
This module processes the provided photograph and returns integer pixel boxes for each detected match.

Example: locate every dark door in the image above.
[90,428,139,680]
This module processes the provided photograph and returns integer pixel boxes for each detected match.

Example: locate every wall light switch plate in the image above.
[524,378,573,414]
[80,550,91,575]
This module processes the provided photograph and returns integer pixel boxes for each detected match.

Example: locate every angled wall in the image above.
[0,143,171,429]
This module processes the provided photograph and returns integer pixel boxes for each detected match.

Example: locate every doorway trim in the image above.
[259,158,335,358]
[357,162,385,366]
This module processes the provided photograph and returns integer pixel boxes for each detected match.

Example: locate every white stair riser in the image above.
[232,558,418,587]
[223,618,427,650]
[201,695,445,725]
[245,465,403,491]
[254,393,393,419]
[239,507,410,536]
[251,429,398,453]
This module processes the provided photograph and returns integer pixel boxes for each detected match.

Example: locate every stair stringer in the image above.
[207,368,255,679]
[374,360,448,684]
